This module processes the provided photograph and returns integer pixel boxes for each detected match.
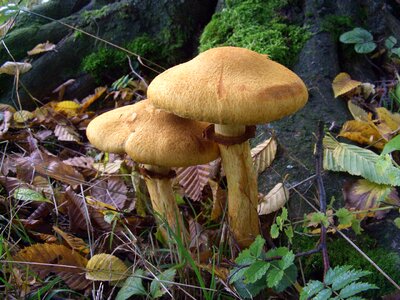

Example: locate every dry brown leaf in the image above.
[13,243,90,290]
[65,188,91,233]
[90,176,127,209]
[81,86,107,112]
[374,107,400,140]
[347,101,369,122]
[176,163,213,201]
[257,183,289,215]
[208,179,227,221]
[251,137,277,174]
[188,219,212,263]
[31,232,58,243]
[339,120,385,149]
[0,110,12,136]
[53,226,89,255]
[0,61,32,75]
[332,72,361,98]
[27,202,51,221]
[0,19,15,39]
[63,156,95,169]
[18,150,85,186]
[54,124,80,142]
[27,41,56,56]
[343,179,400,220]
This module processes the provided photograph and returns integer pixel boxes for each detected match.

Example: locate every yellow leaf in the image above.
[208,179,226,221]
[54,100,81,116]
[81,86,107,111]
[332,72,361,98]
[339,120,385,149]
[53,226,89,255]
[374,107,400,140]
[86,253,129,281]
[86,197,118,212]
[27,41,56,56]
[13,110,34,123]
[257,183,289,215]
[347,101,369,122]
[251,136,277,174]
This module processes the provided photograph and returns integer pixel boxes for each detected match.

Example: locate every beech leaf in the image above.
[332,73,361,98]
[90,176,127,209]
[0,61,32,75]
[54,124,80,142]
[53,226,90,254]
[27,41,56,56]
[338,120,384,149]
[251,137,277,174]
[258,183,289,215]
[13,187,51,203]
[92,160,123,174]
[347,101,369,122]
[208,179,227,220]
[13,243,90,290]
[86,253,129,281]
[176,163,213,201]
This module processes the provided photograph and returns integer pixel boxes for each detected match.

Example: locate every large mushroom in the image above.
[147,46,308,248]
[86,99,219,242]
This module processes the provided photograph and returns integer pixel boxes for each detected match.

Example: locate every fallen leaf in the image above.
[90,176,128,209]
[0,61,32,75]
[176,163,213,201]
[54,124,81,142]
[81,86,107,112]
[251,136,277,174]
[13,110,34,123]
[86,253,129,281]
[92,160,123,174]
[27,41,56,56]
[332,72,361,98]
[53,226,89,255]
[347,101,369,122]
[208,179,226,221]
[339,120,385,149]
[258,183,289,215]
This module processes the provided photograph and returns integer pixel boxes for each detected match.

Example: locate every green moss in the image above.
[293,234,400,298]
[82,31,186,82]
[82,6,111,23]
[199,0,310,67]
[321,14,354,40]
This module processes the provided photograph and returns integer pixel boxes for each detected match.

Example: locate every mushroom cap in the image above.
[86,100,219,168]
[148,46,308,125]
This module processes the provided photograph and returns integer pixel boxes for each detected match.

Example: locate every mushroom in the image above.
[86,99,219,242]
[147,46,308,248]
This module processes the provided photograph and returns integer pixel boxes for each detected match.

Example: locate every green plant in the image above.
[300,265,377,299]
[321,15,354,39]
[270,207,294,242]
[229,236,297,298]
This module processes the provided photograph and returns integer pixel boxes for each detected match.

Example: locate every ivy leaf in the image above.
[150,268,176,298]
[243,261,270,284]
[354,42,376,54]
[392,47,400,57]
[385,36,397,49]
[116,269,147,300]
[266,268,284,288]
[339,28,373,44]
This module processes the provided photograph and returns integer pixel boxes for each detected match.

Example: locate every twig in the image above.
[315,121,330,276]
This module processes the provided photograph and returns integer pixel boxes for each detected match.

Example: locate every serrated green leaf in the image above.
[314,288,333,300]
[335,208,354,226]
[385,36,397,49]
[229,267,247,284]
[281,207,288,221]
[233,273,267,299]
[249,235,265,258]
[323,135,400,186]
[351,219,362,234]
[339,282,377,298]
[115,269,147,300]
[273,264,297,293]
[243,261,270,284]
[284,226,294,243]
[270,224,279,239]
[311,212,330,227]
[394,217,400,229]
[340,28,373,44]
[324,266,352,285]
[332,269,371,291]
[381,134,400,156]
[265,247,289,259]
[235,248,255,265]
[354,42,376,53]
[13,188,51,203]
[278,251,295,270]
[150,268,176,298]
[266,268,284,288]
[300,280,325,300]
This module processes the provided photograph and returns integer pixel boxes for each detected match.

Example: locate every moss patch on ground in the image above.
[199,0,310,67]
[292,234,400,298]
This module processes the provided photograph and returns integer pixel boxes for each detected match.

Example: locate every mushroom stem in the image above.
[214,124,260,248]
[143,165,188,243]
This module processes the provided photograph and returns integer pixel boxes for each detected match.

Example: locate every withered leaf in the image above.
[53,226,90,255]
[86,253,128,282]
[63,156,94,169]
[92,160,123,174]
[176,163,213,201]
[0,61,32,75]
[343,179,400,220]
[81,87,107,112]
[208,179,226,221]
[332,72,361,98]
[27,41,56,56]
[251,136,277,174]
[13,243,90,290]
[339,120,385,149]
[347,101,369,122]
[54,124,80,142]
[257,183,289,215]
[90,176,127,209]
[65,188,91,233]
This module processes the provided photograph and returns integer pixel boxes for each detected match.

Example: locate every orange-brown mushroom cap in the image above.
[86,100,219,167]
[147,46,308,125]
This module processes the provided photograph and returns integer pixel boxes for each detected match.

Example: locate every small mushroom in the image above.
[86,100,219,242]
[148,46,308,248]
